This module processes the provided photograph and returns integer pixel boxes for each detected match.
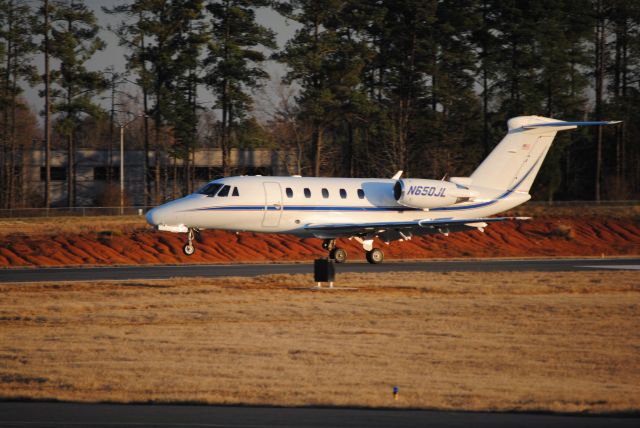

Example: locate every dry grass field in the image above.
[1,271,639,413]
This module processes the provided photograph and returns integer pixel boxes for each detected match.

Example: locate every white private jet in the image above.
[146,116,619,264]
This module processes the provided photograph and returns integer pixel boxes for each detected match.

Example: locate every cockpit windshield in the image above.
[197,183,223,197]
[217,185,231,197]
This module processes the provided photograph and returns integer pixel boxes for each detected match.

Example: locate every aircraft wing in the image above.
[304,216,530,237]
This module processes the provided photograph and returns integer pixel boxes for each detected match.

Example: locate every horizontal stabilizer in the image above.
[523,121,621,129]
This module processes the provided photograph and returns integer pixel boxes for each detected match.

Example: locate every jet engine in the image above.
[393,179,472,209]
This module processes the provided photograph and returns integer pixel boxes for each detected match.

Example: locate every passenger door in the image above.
[262,182,283,227]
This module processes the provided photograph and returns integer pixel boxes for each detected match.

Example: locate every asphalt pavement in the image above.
[0,257,639,283]
[0,402,637,428]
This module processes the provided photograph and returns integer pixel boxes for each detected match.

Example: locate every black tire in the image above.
[366,248,384,264]
[183,243,195,256]
[331,247,347,263]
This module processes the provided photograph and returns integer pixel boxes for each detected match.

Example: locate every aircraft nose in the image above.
[146,207,163,226]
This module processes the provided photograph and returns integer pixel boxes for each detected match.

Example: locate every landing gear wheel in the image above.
[330,247,347,263]
[183,243,195,256]
[366,248,384,264]
[183,228,196,256]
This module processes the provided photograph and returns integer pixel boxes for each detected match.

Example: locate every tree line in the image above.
[0,0,639,209]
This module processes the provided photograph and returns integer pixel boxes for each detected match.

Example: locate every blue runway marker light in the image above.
[393,386,399,400]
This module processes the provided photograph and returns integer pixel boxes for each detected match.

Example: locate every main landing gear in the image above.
[365,248,384,264]
[183,228,196,256]
[356,237,384,264]
[323,239,347,263]
[322,238,385,264]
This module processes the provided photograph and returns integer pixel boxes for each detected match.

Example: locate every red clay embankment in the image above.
[1,215,638,267]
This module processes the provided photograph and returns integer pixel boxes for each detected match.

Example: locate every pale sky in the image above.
[25,0,300,124]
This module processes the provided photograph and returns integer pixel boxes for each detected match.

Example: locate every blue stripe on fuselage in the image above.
[188,205,415,212]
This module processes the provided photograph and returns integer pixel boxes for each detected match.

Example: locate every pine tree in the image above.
[134,0,175,203]
[0,0,38,208]
[132,0,206,202]
[38,0,54,208]
[491,0,543,117]
[325,1,376,177]
[375,0,438,176]
[103,1,155,203]
[205,0,276,176]
[471,0,500,156]
[275,0,346,176]
[49,0,107,207]
[530,0,592,202]
[419,0,483,178]
[170,1,206,195]
[605,0,640,198]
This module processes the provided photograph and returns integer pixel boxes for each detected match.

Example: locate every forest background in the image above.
[0,0,638,209]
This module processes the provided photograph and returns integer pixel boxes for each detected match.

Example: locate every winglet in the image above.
[392,170,403,180]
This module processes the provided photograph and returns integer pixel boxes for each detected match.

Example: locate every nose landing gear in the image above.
[323,239,347,263]
[330,247,348,263]
[183,228,196,256]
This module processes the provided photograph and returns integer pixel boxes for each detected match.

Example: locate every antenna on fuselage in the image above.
[391,170,403,180]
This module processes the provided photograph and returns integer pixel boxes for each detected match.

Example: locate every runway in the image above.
[1,257,639,283]
[0,402,637,428]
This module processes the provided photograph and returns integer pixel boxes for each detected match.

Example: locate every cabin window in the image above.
[322,188,329,199]
[217,185,231,197]
[232,187,239,197]
[304,188,311,198]
[339,189,347,199]
[286,187,293,198]
[357,189,365,199]
[198,183,223,197]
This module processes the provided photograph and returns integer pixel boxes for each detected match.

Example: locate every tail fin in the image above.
[469,116,620,193]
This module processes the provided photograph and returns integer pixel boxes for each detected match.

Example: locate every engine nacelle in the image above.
[394,179,471,209]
